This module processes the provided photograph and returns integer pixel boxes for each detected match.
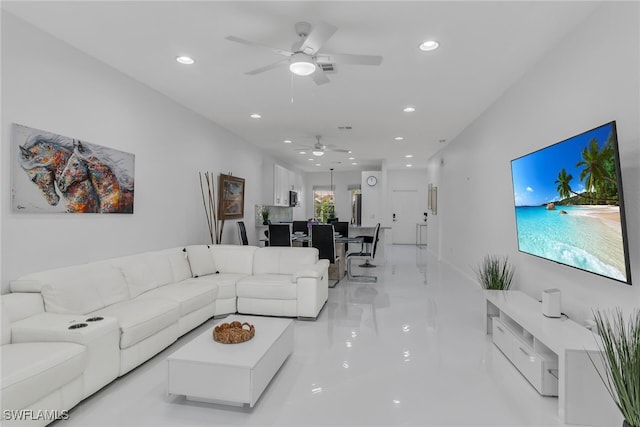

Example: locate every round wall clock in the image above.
[367,176,377,186]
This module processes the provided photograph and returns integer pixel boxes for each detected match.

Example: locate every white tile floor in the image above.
[56,245,567,427]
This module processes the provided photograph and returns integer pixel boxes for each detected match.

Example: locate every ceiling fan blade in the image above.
[327,148,351,153]
[245,59,288,75]
[299,21,337,55]
[225,36,293,57]
[310,68,330,85]
[316,52,383,66]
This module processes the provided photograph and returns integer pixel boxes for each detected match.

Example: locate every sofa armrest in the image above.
[11,312,121,397]
[291,259,330,282]
[11,312,119,345]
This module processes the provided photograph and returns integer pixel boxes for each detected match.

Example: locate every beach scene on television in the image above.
[511,122,630,283]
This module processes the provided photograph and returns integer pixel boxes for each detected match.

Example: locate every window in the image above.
[313,188,335,223]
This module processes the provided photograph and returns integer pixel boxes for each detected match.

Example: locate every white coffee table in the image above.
[167,315,293,407]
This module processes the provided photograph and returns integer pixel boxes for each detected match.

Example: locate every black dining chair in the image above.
[268,224,292,247]
[327,218,339,224]
[333,221,350,252]
[292,221,308,235]
[356,225,379,267]
[347,223,380,282]
[311,224,338,265]
[237,221,248,245]
[292,220,310,247]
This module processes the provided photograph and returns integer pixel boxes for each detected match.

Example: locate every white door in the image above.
[391,190,423,244]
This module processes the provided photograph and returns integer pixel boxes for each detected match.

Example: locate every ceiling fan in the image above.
[296,135,351,157]
[226,21,383,85]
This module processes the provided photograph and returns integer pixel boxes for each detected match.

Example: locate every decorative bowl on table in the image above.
[213,321,255,344]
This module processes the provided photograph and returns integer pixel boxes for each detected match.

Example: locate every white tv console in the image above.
[484,290,620,427]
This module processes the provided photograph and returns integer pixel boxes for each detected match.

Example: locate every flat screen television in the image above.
[510,121,632,284]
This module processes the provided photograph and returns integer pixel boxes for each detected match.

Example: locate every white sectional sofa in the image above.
[1,244,329,426]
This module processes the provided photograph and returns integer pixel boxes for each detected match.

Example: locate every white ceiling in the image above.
[2,1,601,172]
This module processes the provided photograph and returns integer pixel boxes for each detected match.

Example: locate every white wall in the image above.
[428,2,640,322]
[0,13,266,292]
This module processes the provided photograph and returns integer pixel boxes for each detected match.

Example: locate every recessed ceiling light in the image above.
[351,162,358,165]
[405,154,413,158]
[419,40,439,51]
[250,113,262,119]
[394,136,404,141]
[403,106,416,113]
[176,56,195,65]
[348,157,355,160]
[406,164,413,167]
[315,163,321,166]
[308,158,314,161]
[299,151,306,155]
[283,140,292,144]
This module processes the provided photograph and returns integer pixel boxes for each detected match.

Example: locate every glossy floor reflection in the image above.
[56,245,565,427]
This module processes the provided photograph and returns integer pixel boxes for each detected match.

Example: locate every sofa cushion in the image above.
[89,298,179,349]
[236,274,297,300]
[1,294,46,345]
[185,245,216,277]
[169,251,192,282]
[136,282,217,317]
[1,342,86,411]
[209,245,257,274]
[253,247,319,275]
[146,252,174,287]
[120,261,159,299]
[1,305,10,345]
[184,275,238,300]
[40,263,129,315]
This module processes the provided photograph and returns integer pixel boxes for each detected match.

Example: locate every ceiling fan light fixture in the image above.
[289,53,316,76]
[312,150,325,156]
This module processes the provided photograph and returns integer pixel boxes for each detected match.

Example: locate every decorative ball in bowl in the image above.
[213,321,255,344]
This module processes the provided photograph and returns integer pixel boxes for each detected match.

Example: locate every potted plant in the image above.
[476,255,515,290]
[590,309,640,427]
[260,206,270,225]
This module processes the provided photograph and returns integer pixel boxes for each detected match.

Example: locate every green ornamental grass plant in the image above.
[591,309,640,427]
[476,255,515,290]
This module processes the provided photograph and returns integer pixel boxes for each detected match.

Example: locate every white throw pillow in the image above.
[169,250,192,282]
[185,245,216,277]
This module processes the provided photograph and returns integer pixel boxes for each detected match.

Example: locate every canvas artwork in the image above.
[218,174,245,220]
[12,123,135,213]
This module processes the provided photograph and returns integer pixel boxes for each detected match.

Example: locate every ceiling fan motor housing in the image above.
[295,21,312,38]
